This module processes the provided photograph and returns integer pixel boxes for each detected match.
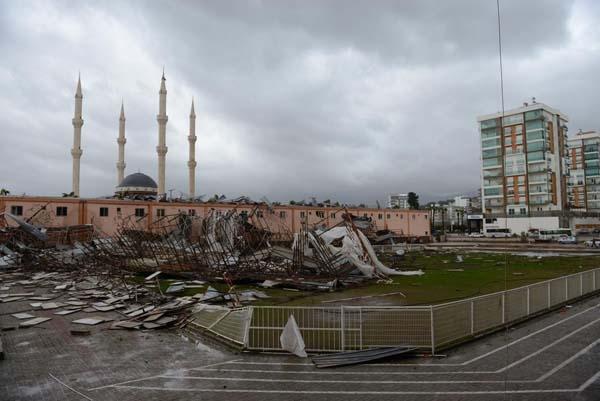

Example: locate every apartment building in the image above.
[478,101,570,233]
[567,130,600,211]
[388,193,409,209]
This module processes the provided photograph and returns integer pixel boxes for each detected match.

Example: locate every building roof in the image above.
[477,102,569,122]
[117,173,157,189]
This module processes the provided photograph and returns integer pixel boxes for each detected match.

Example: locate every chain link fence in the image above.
[190,268,600,353]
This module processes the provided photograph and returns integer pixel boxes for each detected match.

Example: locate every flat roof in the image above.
[477,102,569,122]
[0,195,428,213]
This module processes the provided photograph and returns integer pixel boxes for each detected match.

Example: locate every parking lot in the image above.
[2,291,598,401]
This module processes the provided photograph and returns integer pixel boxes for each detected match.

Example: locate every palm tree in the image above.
[0,188,10,196]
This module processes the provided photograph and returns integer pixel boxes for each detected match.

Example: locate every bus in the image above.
[484,228,511,238]
[537,229,573,242]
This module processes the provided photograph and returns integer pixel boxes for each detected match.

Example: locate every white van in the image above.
[484,228,511,238]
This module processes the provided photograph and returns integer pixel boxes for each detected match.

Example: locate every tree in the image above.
[0,188,10,196]
[407,192,419,209]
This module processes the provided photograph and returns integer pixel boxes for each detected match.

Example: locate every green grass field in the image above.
[134,251,600,307]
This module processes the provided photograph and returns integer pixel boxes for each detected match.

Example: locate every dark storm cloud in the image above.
[1,0,597,204]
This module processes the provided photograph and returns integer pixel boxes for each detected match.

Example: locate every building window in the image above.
[156,208,165,217]
[520,208,527,215]
[135,208,145,217]
[400,214,403,219]
[56,206,68,216]
[424,214,428,220]
[99,207,109,217]
[10,205,23,216]
[508,209,515,215]
[386,214,390,219]
[300,211,306,218]
[279,211,286,219]
[189,209,196,216]
[330,213,336,219]
[316,211,325,218]
[256,211,264,218]
[378,213,383,220]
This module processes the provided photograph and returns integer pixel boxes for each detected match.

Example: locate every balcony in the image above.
[529,197,551,205]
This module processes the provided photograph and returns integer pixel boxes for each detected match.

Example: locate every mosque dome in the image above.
[115,173,158,196]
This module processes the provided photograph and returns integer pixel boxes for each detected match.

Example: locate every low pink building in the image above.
[0,196,431,240]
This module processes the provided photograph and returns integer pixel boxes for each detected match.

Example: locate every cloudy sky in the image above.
[1,0,599,205]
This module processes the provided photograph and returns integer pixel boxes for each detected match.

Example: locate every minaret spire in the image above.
[117,101,126,185]
[71,74,84,197]
[188,98,197,200]
[156,70,168,198]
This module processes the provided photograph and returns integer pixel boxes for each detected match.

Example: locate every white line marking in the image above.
[109,369,600,394]
[87,359,241,391]
[535,337,600,382]
[49,373,95,400]
[159,337,600,385]
[157,375,529,385]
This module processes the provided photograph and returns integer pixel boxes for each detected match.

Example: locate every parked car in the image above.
[468,232,484,238]
[592,228,600,234]
[557,235,577,244]
[577,228,590,235]
[585,238,600,248]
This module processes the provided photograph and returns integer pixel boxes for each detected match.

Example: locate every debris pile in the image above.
[2,205,423,292]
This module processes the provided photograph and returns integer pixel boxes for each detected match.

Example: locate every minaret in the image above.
[187,99,197,199]
[71,75,84,197]
[116,101,126,185]
[156,70,168,197]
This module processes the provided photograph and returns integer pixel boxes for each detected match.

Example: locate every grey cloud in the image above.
[0,0,597,205]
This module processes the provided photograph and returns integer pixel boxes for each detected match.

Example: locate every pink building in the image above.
[0,196,431,240]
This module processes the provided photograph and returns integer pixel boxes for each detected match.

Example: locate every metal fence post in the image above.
[565,278,569,301]
[580,273,583,297]
[527,287,530,315]
[359,307,363,350]
[340,305,345,351]
[501,293,505,324]
[430,305,435,355]
[470,300,474,334]
[594,269,597,291]
[547,282,551,308]
[243,306,253,349]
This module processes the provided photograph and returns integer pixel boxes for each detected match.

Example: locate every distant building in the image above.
[452,195,470,208]
[567,130,600,211]
[388,194,409,209]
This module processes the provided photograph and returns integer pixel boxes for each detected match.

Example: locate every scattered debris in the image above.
[20,317,52,327]
[72,317,106,326]
[11,313,35,320]
[280,315,307,358]
[312,346,417,368]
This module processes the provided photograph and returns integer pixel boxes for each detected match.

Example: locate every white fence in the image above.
[190,268,600,353]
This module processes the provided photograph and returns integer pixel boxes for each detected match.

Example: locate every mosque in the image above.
[0,72,431,240]
[69,71,197,200]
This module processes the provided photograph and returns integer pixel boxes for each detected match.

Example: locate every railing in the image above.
[190,268,600,354]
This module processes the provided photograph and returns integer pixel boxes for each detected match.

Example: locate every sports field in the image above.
[141,251,600,306]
